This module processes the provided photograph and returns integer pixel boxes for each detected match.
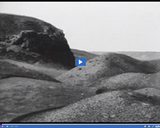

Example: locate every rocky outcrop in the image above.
[0,13,75,69]
[0,13,60,41]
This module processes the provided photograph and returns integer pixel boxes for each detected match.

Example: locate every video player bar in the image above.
[1,124,160,128]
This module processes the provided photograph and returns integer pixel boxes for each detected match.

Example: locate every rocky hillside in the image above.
[1,13,160,123]
[57,53,160,86]
[0,13,75,69]
[92,72,160,94]
[0,77,95,122]
[20,90,160,122]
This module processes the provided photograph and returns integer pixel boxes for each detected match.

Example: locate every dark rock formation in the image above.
[0,13,75,69]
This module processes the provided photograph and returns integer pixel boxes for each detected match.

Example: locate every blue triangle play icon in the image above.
[75,58,86,66]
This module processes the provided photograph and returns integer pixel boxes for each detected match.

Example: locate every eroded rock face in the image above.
[0,13,60,41]
[0,13,75,69]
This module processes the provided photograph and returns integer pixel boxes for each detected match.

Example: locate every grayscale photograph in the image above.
[1,2,160,122]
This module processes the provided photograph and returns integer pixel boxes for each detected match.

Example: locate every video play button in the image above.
[79,60,82,64]
[75,58,86,66]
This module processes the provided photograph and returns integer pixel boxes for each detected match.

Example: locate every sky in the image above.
[0,2,160,52]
